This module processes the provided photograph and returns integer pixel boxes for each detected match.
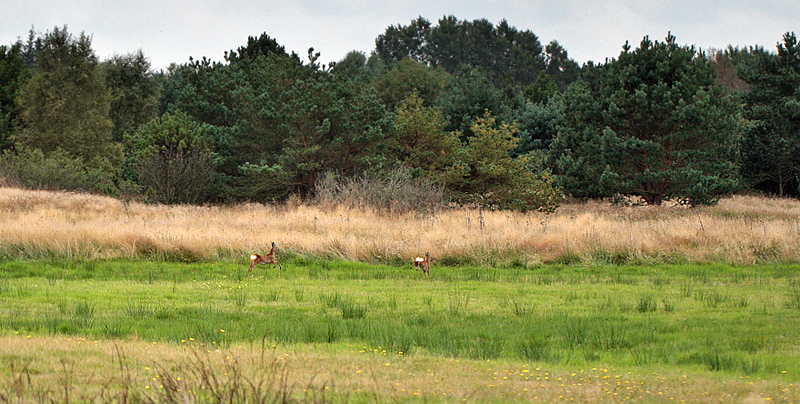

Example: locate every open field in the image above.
[2,186,800,265]
[1,334,797,403]
[1,260,799,402]
[1,187,800,402]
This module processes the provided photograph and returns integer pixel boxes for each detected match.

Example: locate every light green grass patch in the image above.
[0,259,799,402]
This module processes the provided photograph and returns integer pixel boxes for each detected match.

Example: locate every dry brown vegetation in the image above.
[2,186,800,265]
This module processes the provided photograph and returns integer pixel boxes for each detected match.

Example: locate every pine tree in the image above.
[444,111,562,212]
[552,34,739,205]
[0,43,29,150]
[740,32,800,197]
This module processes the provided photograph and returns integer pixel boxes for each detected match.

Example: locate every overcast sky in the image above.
[2,1,797,71]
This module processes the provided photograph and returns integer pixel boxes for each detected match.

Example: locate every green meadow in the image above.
[1,258,799,402]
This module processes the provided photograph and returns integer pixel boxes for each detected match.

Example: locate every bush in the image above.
[125,112,215,204]
[0,147,117,194]
[136,147,215,204]
[314,167,446,215]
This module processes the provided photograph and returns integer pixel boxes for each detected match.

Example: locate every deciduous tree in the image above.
[102,50,160,142]
[376,16,552,88]
[16,26,118,165]
[372,58,449,111]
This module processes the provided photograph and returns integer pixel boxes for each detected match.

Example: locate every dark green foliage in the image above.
[159,56,236,127]
[225,32,300,64]
[431,17,544,86]
[739,32,800,197]
[0,43,29,151]
[372,58,449,111]
[444,112,562,212]
[524,71,557,105]
[155,28,559,210]
[101,50,160,142]
[8,23,800,210]
[158,50,292,200]
[161,41,391,202]
[237,71,390,199]
[331,50,372,81]
[0,147,117,193]
[19,27,44,69]
[4,26,121,195]
[376,16,580,92]
[377,16,549,88]
[125,111,215,204]
[509,94,564,156]
[544,40,581,91]
[436,66,506,138]
[552,33,740,205]
[374,16,432,64]
[16,26,119,166]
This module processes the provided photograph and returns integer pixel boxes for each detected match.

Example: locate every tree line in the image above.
[0,17,798,212]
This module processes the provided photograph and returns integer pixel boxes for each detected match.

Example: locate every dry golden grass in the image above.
[1,335,795,403]
[2,186,800,265]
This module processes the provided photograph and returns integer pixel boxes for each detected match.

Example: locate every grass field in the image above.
[1,187,800,403]
[1,260,799,403]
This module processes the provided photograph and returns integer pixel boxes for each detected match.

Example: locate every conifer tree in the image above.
[16,26,118,165]
[445,111,562,212]
[740,32,800,197]
[0,43,29,150]
[552,34,739,205]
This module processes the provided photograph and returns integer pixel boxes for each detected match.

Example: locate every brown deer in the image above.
[248,242,282,273]
[411,252,431,276]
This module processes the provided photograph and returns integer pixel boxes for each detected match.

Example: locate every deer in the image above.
[248,242,282,273]
[411,252,431,276]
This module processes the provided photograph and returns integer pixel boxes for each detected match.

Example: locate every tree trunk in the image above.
[643,193,663,206]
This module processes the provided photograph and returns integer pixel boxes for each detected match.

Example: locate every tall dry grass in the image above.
[1,185,800,265]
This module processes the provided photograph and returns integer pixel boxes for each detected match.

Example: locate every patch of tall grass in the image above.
[4,187,800,265]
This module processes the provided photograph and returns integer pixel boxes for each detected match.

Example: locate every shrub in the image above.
[125,112,214,204]
[314,167,446,215]
[0,147,117,194]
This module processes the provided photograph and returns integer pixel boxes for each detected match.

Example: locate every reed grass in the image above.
[2,186,800,265]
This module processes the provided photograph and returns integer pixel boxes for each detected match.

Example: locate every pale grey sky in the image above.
[2,1,797,70]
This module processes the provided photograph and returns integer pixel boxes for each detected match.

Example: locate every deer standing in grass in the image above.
[411,252,431,276]
[249,242,282,273]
